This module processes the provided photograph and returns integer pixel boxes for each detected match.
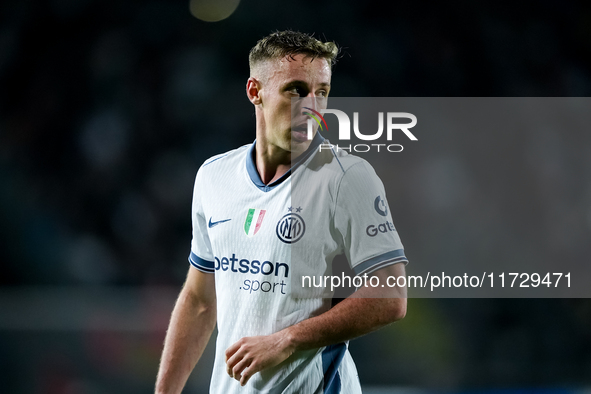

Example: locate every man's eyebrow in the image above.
[282,80,331,89]
[283,80,308,88]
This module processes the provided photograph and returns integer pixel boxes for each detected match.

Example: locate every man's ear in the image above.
[246,77,262,105]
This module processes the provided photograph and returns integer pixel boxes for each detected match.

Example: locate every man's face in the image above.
[256,54,331,156]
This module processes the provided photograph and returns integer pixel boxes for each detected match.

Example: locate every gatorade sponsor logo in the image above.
[366,221,397,237]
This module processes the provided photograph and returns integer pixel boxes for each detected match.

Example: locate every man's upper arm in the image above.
[354,261,407,299]
[348,262,407,324]
[188,166,215,273]
[185,165,217,302]
[184,265,216,306]
[333,160,409,276]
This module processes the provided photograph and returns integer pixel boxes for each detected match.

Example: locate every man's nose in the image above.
[303,93,322,112]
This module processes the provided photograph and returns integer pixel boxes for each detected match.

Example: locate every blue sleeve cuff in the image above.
[188,252,215,274]
[352,249,408,276]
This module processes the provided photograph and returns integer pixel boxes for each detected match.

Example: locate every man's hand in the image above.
[225,331,295,386]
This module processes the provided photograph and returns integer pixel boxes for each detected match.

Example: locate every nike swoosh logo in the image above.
[208,217,231,228]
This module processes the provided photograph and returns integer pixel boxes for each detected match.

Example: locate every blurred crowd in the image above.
[1,0,590,286]
[1,0,591,392]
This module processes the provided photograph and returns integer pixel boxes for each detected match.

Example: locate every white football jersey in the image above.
[189,133,408,394]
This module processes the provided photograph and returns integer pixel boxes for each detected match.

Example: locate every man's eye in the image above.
[317,90,328,97]
[288,87,307,96]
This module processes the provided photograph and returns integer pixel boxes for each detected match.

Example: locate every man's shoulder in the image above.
[200,143,251,172]
[193,143,251,188]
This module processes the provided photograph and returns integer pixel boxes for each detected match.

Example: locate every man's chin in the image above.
[290,138,312,158]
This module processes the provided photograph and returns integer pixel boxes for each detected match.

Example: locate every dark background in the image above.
[1,0,591,393]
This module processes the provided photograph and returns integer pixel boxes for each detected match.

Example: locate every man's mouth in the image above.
[291,123,307,132]
[291,123,310,142]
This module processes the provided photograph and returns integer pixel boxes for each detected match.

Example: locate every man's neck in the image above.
[254,139,292,185]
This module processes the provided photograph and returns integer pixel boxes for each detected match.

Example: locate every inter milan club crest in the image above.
[244,208,266,237]
[276,207,306,244]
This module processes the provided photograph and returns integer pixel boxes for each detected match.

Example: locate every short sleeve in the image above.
[188,167,215,273]
[333,161,408,276]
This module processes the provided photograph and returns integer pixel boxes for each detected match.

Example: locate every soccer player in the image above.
[155,31,408,394]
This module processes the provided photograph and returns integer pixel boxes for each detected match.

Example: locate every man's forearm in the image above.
[282,263,407,352]
[283,294,405,352]
[155,287,216,394]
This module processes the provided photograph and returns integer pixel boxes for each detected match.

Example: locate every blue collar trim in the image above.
[246,132,324,192]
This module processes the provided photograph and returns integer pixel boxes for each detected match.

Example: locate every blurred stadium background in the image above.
[1,0,591,393]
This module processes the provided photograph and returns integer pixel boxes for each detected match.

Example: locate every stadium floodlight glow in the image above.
[189,0,241,22]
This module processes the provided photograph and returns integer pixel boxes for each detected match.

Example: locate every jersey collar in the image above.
[246,132,324,192]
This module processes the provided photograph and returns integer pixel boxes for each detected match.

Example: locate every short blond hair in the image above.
[249,30,339,74]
